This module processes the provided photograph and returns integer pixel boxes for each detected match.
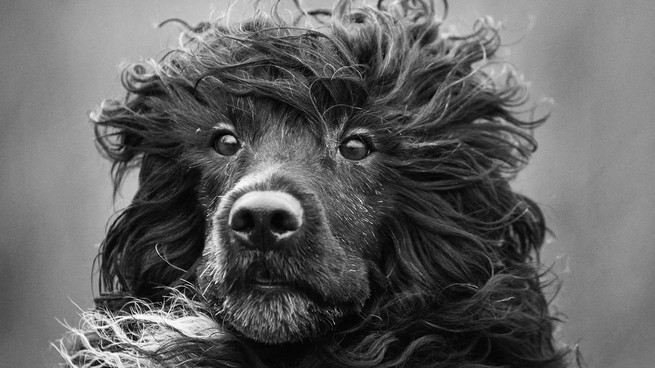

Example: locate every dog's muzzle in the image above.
[228,191,304,251]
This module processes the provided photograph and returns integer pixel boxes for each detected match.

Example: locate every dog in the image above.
[58,0,570,366]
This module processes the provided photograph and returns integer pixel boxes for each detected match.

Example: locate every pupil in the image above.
[216,134,240,155]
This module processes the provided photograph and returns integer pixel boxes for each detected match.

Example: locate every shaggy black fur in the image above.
[60,1,570,367]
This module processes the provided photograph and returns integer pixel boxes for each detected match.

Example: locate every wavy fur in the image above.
[60,0,569,367]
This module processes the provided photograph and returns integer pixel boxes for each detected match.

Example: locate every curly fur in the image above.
[59,0,570,367]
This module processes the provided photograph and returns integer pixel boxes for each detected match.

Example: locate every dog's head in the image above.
[92,0,565,364]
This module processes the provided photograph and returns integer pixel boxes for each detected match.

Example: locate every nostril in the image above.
[270,209,301,234]
[229,208,255,232]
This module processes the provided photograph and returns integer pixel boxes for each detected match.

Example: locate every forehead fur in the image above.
[110,0,528,142]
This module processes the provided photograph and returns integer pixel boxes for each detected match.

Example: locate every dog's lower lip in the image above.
[252,279,292,290]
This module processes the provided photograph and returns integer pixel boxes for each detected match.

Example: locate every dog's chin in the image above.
[219,287,347,344]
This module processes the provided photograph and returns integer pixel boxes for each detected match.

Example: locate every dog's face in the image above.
[192,101,386,344]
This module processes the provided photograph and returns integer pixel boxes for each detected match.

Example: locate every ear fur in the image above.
[93,65,205,301]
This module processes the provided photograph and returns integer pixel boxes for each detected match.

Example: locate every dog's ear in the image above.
[93,63,205,302]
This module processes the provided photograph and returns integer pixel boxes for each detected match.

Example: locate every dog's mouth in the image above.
[251,267,295,290]
[199,255,356,344]
[244,263,329,304]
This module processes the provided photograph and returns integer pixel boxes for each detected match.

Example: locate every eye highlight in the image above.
[212,132,241,156]
[339,136,371,161]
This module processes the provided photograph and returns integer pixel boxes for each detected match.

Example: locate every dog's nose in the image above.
[228,191,303,250]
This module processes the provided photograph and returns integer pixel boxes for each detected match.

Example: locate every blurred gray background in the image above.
[1,1,654,367]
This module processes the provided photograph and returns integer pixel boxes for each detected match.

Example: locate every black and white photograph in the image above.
[1,1,654,367]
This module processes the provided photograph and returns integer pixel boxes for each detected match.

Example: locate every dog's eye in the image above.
[212,133,241,156]
[339,136,371,161]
